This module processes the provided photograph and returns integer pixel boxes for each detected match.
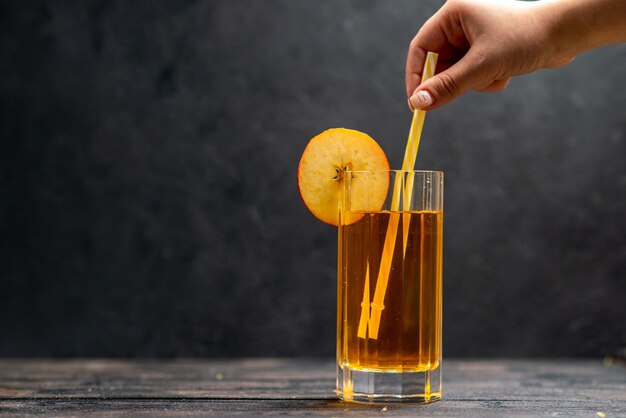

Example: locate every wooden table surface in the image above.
[1,359,625,417]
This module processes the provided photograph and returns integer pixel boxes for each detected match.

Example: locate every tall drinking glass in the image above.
[337,170,444,403]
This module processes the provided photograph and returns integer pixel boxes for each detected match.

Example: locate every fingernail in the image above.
[407,97,414,111]
[410,90,434,109]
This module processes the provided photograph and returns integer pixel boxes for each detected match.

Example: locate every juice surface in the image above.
[338,210,443,372]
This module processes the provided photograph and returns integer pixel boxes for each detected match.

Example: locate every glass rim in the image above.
[345,169,444,175]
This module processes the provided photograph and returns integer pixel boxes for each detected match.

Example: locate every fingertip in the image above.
[409,90,435,110]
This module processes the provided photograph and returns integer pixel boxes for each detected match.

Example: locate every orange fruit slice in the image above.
[297,128,390,226]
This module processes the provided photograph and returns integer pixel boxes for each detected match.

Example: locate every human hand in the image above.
[406,0,575,111]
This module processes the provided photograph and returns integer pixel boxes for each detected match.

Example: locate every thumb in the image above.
[409,51,490,110]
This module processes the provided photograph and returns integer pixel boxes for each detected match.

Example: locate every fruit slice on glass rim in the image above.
[297,128,390,226]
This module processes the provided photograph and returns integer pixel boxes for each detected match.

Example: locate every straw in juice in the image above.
[357,52,438,340]
[356,262,370,338]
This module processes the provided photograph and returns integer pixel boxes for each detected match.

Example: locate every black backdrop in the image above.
[1,1,625,357]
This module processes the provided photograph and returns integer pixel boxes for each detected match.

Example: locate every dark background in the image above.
[1,0,625,358]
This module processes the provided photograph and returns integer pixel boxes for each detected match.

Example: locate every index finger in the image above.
[406,5,469,98]
[406,13,449,97]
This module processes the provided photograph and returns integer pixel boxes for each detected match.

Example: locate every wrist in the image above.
[534,0,626,64]
[532,0,585,67]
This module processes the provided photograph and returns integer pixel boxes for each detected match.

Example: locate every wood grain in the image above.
[1,359,624,417]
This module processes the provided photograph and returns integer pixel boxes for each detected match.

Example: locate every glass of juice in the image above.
[337,170,444,403]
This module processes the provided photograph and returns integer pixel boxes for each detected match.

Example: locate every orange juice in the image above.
[338,210,443,372]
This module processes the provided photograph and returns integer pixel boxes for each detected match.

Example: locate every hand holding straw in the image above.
[401,52,437,251]
[357,52,438,340]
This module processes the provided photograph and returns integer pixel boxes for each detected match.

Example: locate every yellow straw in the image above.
[356,262,370,338]
[357,52,438,340]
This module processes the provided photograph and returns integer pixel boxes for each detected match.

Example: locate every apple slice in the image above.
[297,128,390,226]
